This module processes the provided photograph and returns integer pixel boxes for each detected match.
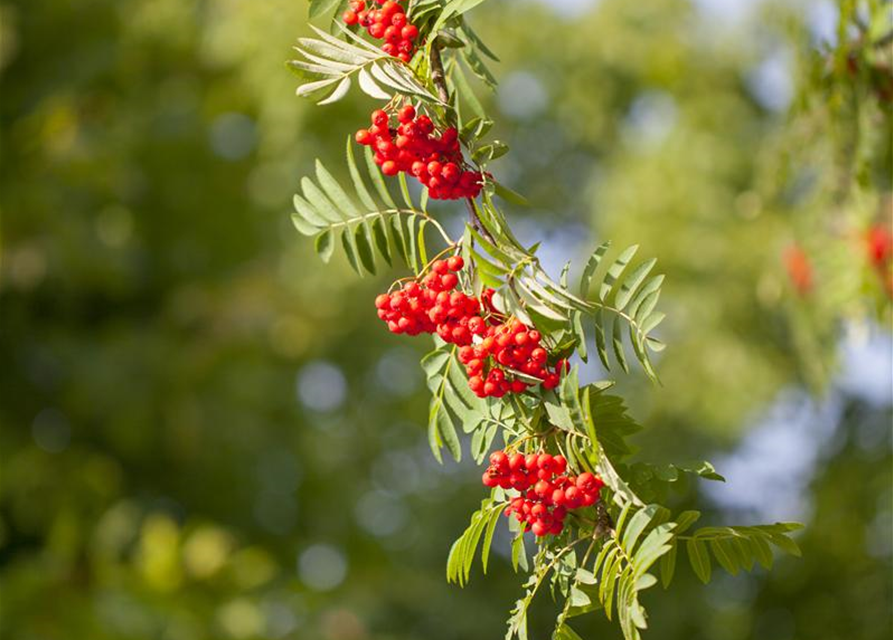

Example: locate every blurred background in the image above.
[1,0,891,639]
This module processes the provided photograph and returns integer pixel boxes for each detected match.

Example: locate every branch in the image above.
[429,37,495,242]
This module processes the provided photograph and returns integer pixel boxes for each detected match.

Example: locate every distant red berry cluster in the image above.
[784,244,813,296]
[375,258,567,397]
[342,0,419,63]
[867,224,893,297]
[867,225,892,268]
[356,106,483,200]
[483,450,604,538]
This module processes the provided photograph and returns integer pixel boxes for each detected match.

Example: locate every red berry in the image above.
[534,480,553,498]
[441,273,458,289]
[447,255,464,271]
[398,104,416,123]
[531,521,548,537]
[537,453,554,471]
[576,472,598,492]
[342,10,359,24]
[564,486,581,507]
[401,24,418,40]
[509,453,526,471]
[381,160,399,176]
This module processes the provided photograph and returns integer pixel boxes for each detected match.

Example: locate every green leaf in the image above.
[302,176,343,223]
[346,136,377,211]
[612,314,629,373]
[431,397,461,462]
[291,211,319,236]
[314,229,335,262]
[481,505,502,573]
[492,181,530,206]
[364,145,397,208]
[511,534,527,572]
[309,0,342,20]
[710,538,740,576]
[659,541,677,588]
[615,258,657,311]
[371,215,392,266]
[580,241,611,298]
[340,228,362,275]
[686,539,712,584]
[599,245,639,302]
[354,222,376,274]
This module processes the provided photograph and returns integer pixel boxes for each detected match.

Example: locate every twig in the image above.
[429,37,494,241]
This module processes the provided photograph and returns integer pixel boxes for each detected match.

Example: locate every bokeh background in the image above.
[2,0,891,639]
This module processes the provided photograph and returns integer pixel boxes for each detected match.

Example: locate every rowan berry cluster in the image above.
[375,258,567,396]
[458,319,567,398]
[867,225,893,297]
[784,244,813,296]
[375,255,477,341]
[342,0,419,63]
[482,450,604,538]
[356,105,483,200]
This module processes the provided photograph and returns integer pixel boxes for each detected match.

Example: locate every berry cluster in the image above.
[356,106,483,200]
[375,258,566,397]
[867,224,893,297]
[375,256,479,342]
[342,0,419,63]
[458,319,567,398]
[784,244,813,296]
[482,450,604,538]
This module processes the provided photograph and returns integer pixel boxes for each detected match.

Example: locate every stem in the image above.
[429,39,452,115]
[429,38,494,242]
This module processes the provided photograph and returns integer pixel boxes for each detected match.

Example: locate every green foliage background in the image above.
[1,1,890,639]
